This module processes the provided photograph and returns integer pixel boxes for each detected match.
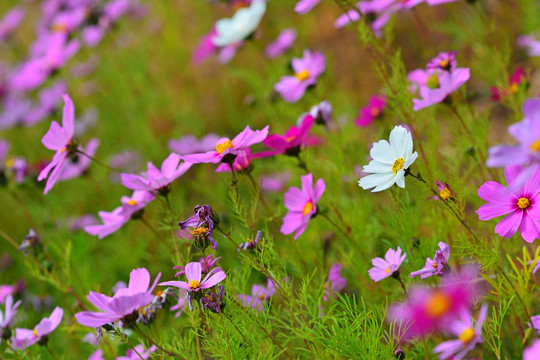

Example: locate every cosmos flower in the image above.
[487,98,540,168]
[368,247,406,282]
[12,307,63,349]
[84,190,155,239]
[159,262,226,294]
[0,8,25,42]
[517,35,540,57]
[178,204,219,250]
[265,28,296,58]
[410,242,450,279]
[355,95,387,127]
[432,304,488,360]
[57,138,100,181]
[323,263,346,301]
[477,165,540,243]
[168,134,220,155]
[181,125,269,165]
[257,114,317,157]
[426,51,458,72]
[75,268,161,328]
[212,0,266,47]
[174,255,222,277]
[215,148,252,173]
[238,278,275,311]
[281,173,325,240]
[117,344,157,360]
[307,100,332,125]
[358,125,418,192]
[121,153,192,194]
[0,295,21,330]
[431,181,454,201]
[524,340,540,360]
[238,230,262,251]
[274,49,326,103]
[201,285,225,313]
[260,172,291,192]
[24,81,67,126]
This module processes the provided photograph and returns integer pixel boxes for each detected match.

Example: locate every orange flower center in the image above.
[216,140,234,154]
[295,70,310,81]
[189,280,201,290]
[302,201,313,215]
[530,140,540,152]
[425,292,450,318]
[191,227,209,236]
[517,197,530,209]
[33,328,38,337]
[459,327,475,343]
[370,107,380,117]
[127,199,137,206]
[439,187,452,201]
[439,59,449,68]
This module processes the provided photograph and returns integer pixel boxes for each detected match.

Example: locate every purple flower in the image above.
[323,263,346,301]
[12,307,63,349]
[58,138,100,181]
[259,172,291,192]
[274,49,325,103]
[238,230,262,251]
[530,315,540,334]
[487,98,540,168]
[476,165,540,243]
[58,214,98,232]
[201,285,225,313]
[0,285,14,304]
[192,28,219,66]
[426,0,459,4]
[121,153,192,194]
[169,134,220,155]
[37,94,77,194]
[518,35,540,57]
[410,242,450,279]
[178,204,218,250]
[174,255,221,277]
[170,289,187,318]
[75,268,161,328]
[238,278,275,311]
[159,262,226,293]
[368,247,406,282]
[265,29,296,58]
[84,190,155,239]
[280,173,325,240]
[0,295,21,330]
[524,340,540,360]
[182,125,269,165]
[355,95,387,127]
[307,100,332,125]
[294,0,321,14]
[0,95,32,130]
[433,304,488,360]
[117,344,157,360]
[0,8,25,42]
[426,51,458,72]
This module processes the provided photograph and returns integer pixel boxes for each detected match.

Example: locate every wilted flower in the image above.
[238,279,275,311]
[18,229,42,256]
[358,125,418,192]
[477,165,540,243]
[323,263,346,301]
[491,67,528,102]
[432,181,454,201]
[201,285,225,313]
[368,247,406,282]
[410,242,450,279]
[307,100,332,125]
[178,204,219,250]
[238,231,262,251]
[355,95,387,127]
[12,307,63,349]
[265,28,296,58]
[281,173,325,240]
[274,49,326,103]
[212,0,266,47]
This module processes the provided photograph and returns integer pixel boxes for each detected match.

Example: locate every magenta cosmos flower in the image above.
[280,173,325,240]
[524,340,540,360]
[433,304,488,360]
[323,263,346,301]
[355,95,387,127]
[265,28,296,58]
[121,153,192,194]
[274,49,325,103]
[238,278,276,311]
[388,265,480,339]
[487,98,540,168]
[410,242,450,279]
[159,262,226,293]
[182,125,269,165]
[75,268,161,327]
[477,165,540,243]
[84,190,155,239]
[37,94,78,194]
[12,307,63,349]
[368,247,406,282]
[257,114,317,157]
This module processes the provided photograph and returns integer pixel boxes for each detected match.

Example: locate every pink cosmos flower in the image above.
[170,289,187,318]
[257,114,317,157]
[0,285,15,304]
[274,49,325,103]
[159,262,226,295]
[260,172,291,192]
[84,190,155,239]
[174,255,222,277]
[426,51,457,72]
[265,29,296,58]
[323,263,346,301]
[280,173,325,240]
[181,125,269,165]
[518,35,540,57]
[388,265,480,339]
[117,344,157,360]
[12,307,63,349]
[355,95,387,127]
[0,8,25,42]
[75,268,161,327]
[169,134,220,155]
[410,242,450,279]
[368,247,406,282]
[491,67,527,102]
[524,340,540,360]
[238,278,276,311]
[121,153,192,194]
[487,98,540,168]
[37,94,78,194]
[432,304,488,360]
[477,165,540,243]
[295,0,321,14]
[0,295,21,330]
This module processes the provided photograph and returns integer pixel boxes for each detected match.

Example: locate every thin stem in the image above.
[45,344,60,360]
[134,325,182,359]
[76,150,115,171]
[393,275,408,298]
[0,228,19,249]
[246,172,273,217]
[139,217,175,253]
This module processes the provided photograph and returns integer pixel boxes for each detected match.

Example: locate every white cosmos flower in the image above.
[358,125,418,192]
[212,0,266,47]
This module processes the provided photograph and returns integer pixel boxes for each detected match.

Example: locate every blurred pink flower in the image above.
[12,307,63,349]
[368,247,406,282]
[355,95,386,127]
[265,29,296,58]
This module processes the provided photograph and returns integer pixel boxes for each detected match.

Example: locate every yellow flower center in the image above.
[385,268,391,274]
[509,83,519,94]
[33,328,38,337]
[459,327,475,343]
[392,158,405,174]
[439,187,452,201]
[258,293,265,300]
[191,227,209,236]
[155,290,163,296]
[426,74,440,89]
[216,140,234,154]
[286,135,296,142]
[5,158,15,169]
[517,197,530,209]
[51,24,67,32]
[425,292,450,318]
[189,280,201,290]
[60,148,67,153]
[302,201,313,216]
[295,70,310,81]
[127,199,137,206]
[432,263,438,269]
[439,59,449,68]
[530,140,540,152]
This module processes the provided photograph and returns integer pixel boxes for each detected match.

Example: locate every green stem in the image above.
[76,150,115,172]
